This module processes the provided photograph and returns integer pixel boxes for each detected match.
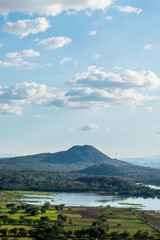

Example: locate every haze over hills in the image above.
[0,153,19,158]
[0,145,160,176]
[121,157,160,169]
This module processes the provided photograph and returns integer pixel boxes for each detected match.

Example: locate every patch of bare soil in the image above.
[56,207,104,219]
[136,211,160,232]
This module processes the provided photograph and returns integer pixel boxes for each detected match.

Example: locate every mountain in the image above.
[0,145,115,171]
[77,163,123,176]
[0,145,160,176]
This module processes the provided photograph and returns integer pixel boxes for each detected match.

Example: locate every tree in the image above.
[10,228,18,236]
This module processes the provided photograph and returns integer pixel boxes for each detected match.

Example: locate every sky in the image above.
[0,0,160,158]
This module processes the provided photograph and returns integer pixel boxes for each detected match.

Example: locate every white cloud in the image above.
[94,53,100,59]
[0,59,40,69]
[0,0,114,16]
[114,5,142,14]
[69,66,160,90]
[0,82,53,105]
[6,49,40,59]
[1,66,160,115]
[60,57,72,64]
[0,103,22,115]
[144,44,154,50]
[0,70,159,115]
[4,49,40,69]
[90,30,97,36]
[48,84,155,111]
[105,16,112,20]
[38,36,72,49]
[2,17,50,38]
[0,82,55,115]
[0,60,15,67]
[80,124,99,131]
[0,42,3,47]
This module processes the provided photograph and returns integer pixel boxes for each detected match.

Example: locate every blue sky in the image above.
[0,0,160,158]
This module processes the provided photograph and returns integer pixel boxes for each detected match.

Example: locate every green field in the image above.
[0,191,160,239]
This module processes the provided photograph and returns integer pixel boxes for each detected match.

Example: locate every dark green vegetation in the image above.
[0,170,160,198]
[0,191,160,240]
[1,145,160,186]
[77,164,123,176]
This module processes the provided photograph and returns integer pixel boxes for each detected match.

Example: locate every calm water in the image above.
[18,192,160,211]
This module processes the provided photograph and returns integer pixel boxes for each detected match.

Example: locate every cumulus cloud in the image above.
[89,30,97,36]
[69,66,160,90]
[60,57,72,64]
[0,82,53,105]
[0,82,155,115]
[0,82,55,114]
[0,0,114,16]
[80,124,99,131]
[0,103,22,115]
[6,49,40,59]
[0,66,159,115]
[48,86,155,111]
[1,49,40,69]
[2,17,50,38]
[114,5,142,14]
[38,36,72,49]
[0,59,39,69]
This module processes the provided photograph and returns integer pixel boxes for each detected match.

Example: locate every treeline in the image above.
[0,170,160,197]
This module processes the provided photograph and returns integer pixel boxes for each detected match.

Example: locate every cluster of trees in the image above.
[0,202,159,240]
[0,170,160,198]
[0,227,28,237]
[0,214,157,239]
[5,202,53,217]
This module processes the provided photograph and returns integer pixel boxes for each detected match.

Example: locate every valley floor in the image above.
[0,191,160,239]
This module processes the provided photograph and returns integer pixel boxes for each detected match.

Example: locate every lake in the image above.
[18,192,160,211]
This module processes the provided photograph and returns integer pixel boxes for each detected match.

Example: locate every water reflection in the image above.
[17,192,160,211]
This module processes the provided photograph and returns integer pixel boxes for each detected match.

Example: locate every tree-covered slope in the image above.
[78,163,124,176]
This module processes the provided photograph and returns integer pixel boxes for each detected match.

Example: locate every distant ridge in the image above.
[0,145,160,176]
[121,157,160,169]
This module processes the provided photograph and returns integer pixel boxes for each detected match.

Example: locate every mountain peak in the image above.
[68,145,96,151]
